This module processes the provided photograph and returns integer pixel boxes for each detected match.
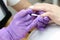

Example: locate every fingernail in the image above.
[29,6,34,9]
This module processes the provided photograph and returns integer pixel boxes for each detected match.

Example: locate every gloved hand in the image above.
[31,10,50,30]
[6,9,45,40]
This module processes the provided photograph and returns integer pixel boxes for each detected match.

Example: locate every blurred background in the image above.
[8,0,60,15]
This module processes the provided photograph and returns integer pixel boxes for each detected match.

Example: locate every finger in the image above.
[40,12,58,23]
[14,9,33,19]
[33,6,52,12]
[14,9,26,18]
[29,3,53,12]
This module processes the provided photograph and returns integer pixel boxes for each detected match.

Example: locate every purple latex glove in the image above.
[36,11,50,30]
[6,9,36,40]
[0,9,46,40]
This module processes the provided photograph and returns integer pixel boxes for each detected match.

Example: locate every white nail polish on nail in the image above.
[31,14,38,16]
[29,6,34,9]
